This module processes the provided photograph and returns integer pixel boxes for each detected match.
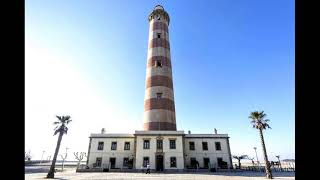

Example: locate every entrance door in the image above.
[110,158,116,169]
[156,155,164,171]
[190,158,197,169]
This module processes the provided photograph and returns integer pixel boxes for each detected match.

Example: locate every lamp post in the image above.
[253,147,260,171]
[61,147,68,171]
[39,151,45,166]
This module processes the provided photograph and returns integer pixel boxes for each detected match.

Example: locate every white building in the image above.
[85,5,232,172]
[86,129,232,171]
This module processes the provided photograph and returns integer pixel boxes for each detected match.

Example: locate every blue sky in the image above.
[25,0,294,161]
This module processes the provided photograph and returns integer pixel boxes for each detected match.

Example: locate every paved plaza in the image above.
[25,167,295,180]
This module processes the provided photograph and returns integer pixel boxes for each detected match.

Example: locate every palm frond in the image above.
[54,125,60,131]
[54,129,60,136]
[53,121,61,125]
[65,119,72,124]
[266,124,271,129]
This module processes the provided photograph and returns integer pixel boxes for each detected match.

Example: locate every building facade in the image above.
[86,5,232,172]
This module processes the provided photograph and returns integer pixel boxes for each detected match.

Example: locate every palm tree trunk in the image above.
[47,132,64,178]
[238,159,241,169]
[259,128,273,179]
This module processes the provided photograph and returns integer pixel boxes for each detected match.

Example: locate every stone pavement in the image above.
[25,167,295,180]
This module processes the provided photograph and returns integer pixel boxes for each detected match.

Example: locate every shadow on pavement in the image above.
[25,167,49,174]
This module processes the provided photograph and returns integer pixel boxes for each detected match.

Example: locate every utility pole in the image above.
[253,147,261,171]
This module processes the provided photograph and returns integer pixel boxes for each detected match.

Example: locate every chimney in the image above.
[101,128,105,134]
[188,130,191,134]
[214,128,217,134]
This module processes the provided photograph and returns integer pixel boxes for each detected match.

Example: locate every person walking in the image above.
[146,163,151,174]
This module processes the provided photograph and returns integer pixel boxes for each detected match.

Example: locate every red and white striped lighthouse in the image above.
[143,5,176,131]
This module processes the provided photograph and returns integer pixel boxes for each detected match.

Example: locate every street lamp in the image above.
[39,151,45,165]
[253,147,260,171]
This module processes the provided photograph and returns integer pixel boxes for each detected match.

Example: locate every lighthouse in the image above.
[86,5,232,171]
[143,5,176,131]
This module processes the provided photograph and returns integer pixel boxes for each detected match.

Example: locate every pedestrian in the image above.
[146,163,150,174]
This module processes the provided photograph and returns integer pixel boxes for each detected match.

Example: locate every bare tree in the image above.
[247,157,255,166]
[25,150,32,161]
[276,155,282,170]
[60,148,68,171]
[74,152,87,169]
[232,155,248,169]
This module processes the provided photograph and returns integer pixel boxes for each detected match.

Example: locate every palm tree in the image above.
[47,115,72,178]
[249,111,273,179]
[232,155,248,169]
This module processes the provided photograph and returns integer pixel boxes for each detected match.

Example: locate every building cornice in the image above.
[184,134,229,138]
[89,132,229,138]
[135,130,184,135]
[90,133,135,138]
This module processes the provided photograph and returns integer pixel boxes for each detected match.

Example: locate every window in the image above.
[124,142,130,150]
[157,15,161,20]
[98,142,104,150]
[123,158,129,167]
[143,140,150,149]
[215,142,221,151]
[95,157,102,167]
[189,142,195,150]
[143,157,149,167]
[111,142,117,150]
[169,140,176,149]
[203,158,210,168]
[170,157,177,167]
[157,33,161,38]
[156,93,162,99]
[202,142,208,151]
[155,60,162,67]
[157,139,163,149]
